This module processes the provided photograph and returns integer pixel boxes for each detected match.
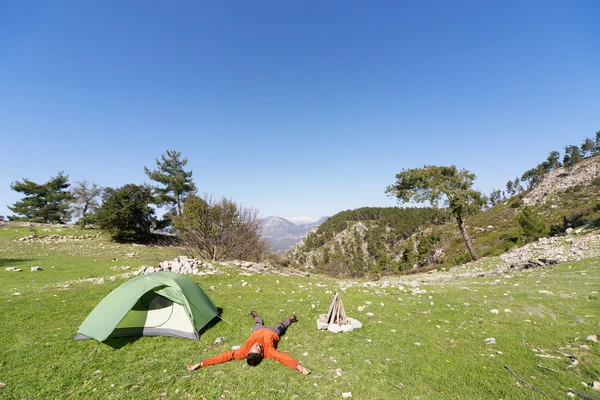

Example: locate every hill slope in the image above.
[289,156,600,277]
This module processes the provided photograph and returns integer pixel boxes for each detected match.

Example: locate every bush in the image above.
[518,207,548,241]
[510,198,523,208]
[451,252,472,266]
[500,235,524,251]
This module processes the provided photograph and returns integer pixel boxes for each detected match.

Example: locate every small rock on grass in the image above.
[342,392,352,398]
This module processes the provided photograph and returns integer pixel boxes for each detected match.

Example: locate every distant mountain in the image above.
[260,216,328,254]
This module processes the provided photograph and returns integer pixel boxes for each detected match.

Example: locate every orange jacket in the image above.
[201,328,299,370]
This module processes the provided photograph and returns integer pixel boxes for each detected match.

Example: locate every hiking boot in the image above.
[288,314,297,323]
[250,310,260,319]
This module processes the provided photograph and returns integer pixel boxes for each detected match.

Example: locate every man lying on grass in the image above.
[187,311,310,375]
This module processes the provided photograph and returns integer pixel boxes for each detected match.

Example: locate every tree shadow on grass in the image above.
[0,258,33,267]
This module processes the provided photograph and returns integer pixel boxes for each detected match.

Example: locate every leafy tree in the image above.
[518,207,548,242]
[173,195,266,261]
[8,172,73,223]
[70,180,103,228]
[563,145,582,167]
[513,177,523,194]
[144,150,197,216]
[385,165,484,261]
[506,180,515,197]
[596,130,600,152]
[521,168,540,190]
[580,137,596,157]
[547,151,562,170]
[95,184,155,242]
[488,189,503,206]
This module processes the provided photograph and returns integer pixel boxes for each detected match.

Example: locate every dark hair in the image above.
[247,352,262,366]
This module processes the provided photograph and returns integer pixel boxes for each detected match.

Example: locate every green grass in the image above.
[1,224,599,399]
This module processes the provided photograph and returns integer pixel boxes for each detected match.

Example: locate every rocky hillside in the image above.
[289,156,600,277]
[523,155,600,206]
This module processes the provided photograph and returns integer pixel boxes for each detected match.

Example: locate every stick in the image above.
[326,293,336,320]
[504,365,550,397]
[537,364,558,373]
[328,293,338,324]
[568,388,600,400]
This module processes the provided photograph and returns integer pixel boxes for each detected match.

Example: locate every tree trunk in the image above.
[456,215,478,261]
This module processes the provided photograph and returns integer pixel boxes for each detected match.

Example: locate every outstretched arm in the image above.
[268,349,310,374]
[186,361,204,371]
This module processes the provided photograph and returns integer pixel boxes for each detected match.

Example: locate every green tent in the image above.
[75,271,218,342]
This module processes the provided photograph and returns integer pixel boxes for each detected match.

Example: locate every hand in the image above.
[186,361,203,371]
[296,364,310,375]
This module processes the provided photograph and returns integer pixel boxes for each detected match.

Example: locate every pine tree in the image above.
[144,150,196,216]
[386,165,484,261]
[547,151,562,170]
[563,145,582,167]
[8,172,72,223]
[580,138,596,157]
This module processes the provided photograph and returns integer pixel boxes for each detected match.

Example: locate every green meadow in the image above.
[1,224,598,399]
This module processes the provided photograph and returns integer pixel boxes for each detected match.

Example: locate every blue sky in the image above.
[1,1,599,221]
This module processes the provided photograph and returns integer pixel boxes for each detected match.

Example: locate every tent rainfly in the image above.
[75,271,218,342]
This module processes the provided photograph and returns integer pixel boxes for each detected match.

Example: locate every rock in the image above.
[171,261,181,274]
[348,318,362,329]
[317,320,329,330]
[565,227,574,235]
[484,338,496,344]
[31,266,43,271]
[6,267,23,272]
[586,334,599,343]
[342,392,352,398]
[327,324,343,333]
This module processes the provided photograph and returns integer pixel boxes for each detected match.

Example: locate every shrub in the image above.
[500,235,524,251]
[451,252,472,266]
[172,195,267,261]
[518,207,548,241]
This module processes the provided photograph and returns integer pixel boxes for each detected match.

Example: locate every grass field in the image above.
[1,224,599,399]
